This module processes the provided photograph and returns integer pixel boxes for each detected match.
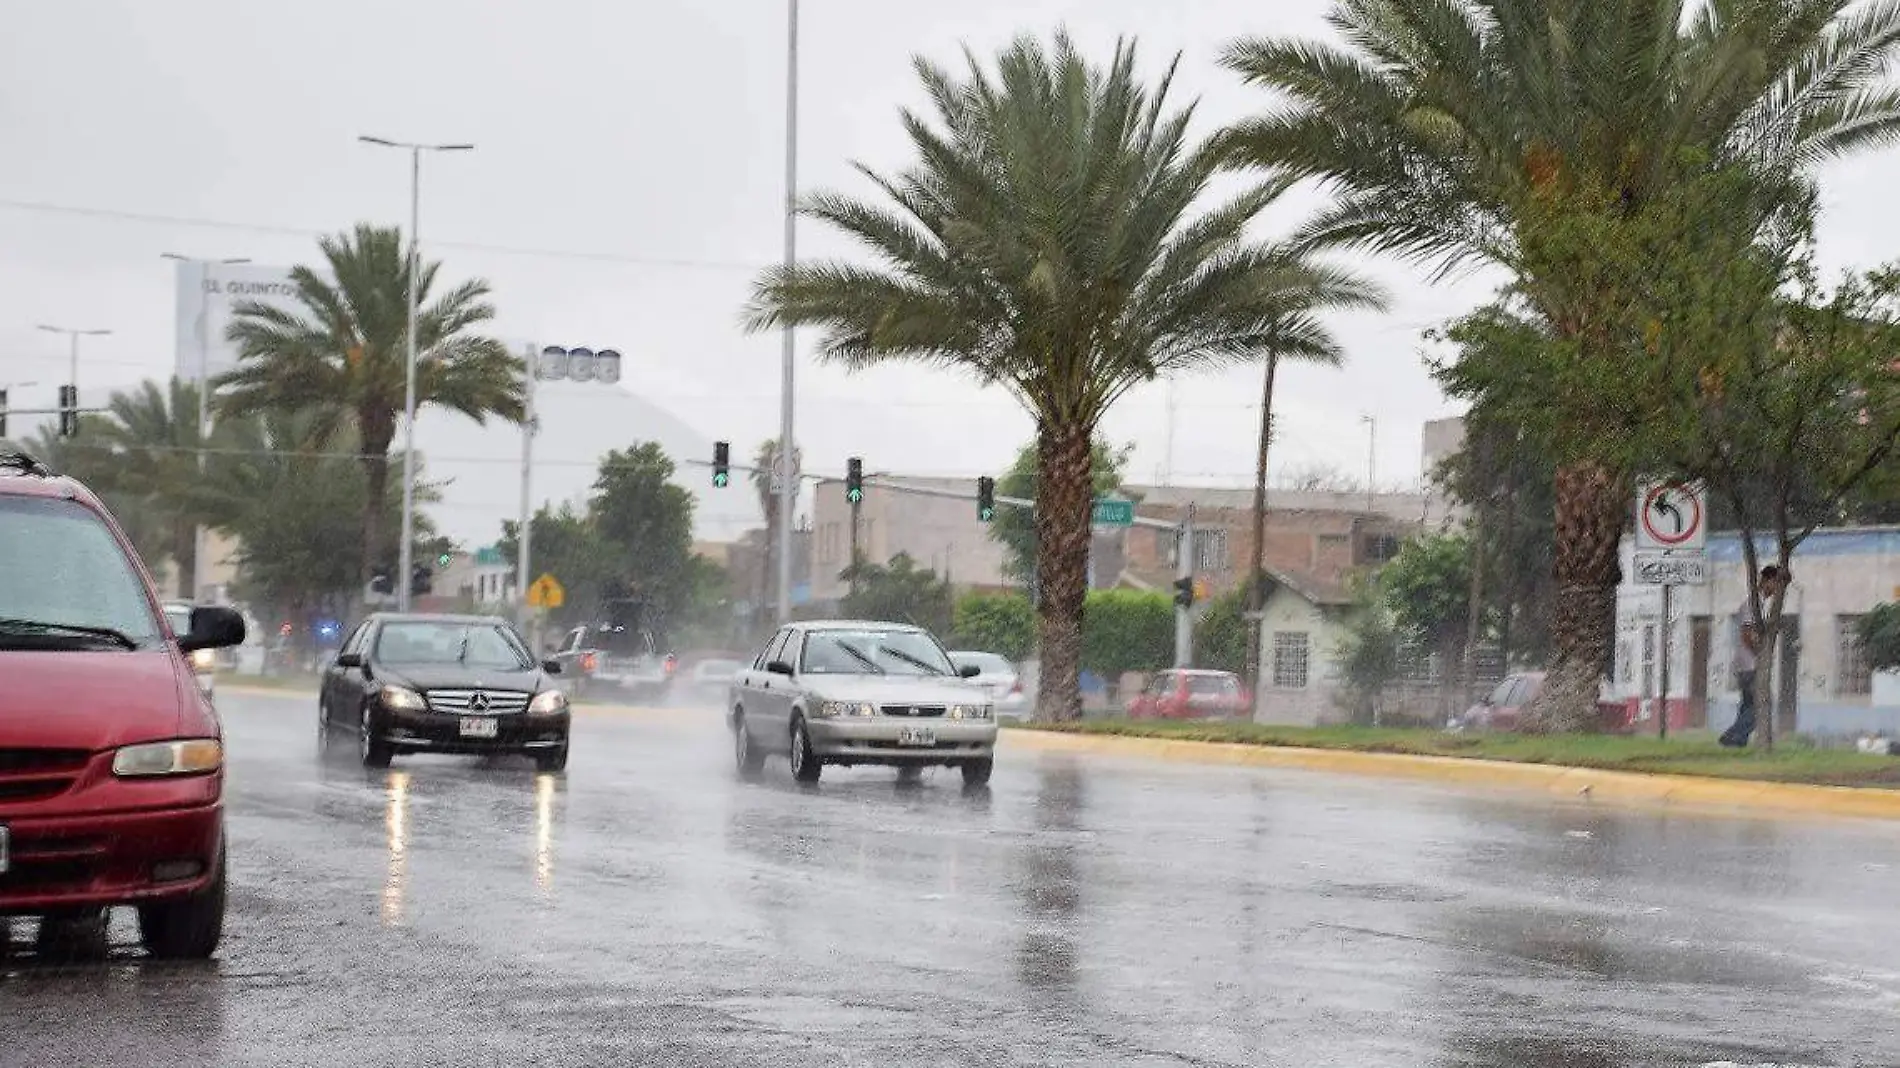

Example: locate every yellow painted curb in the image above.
[1004,728,1900,822]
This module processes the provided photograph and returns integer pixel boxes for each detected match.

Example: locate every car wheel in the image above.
[733,715,765,779]
[789,718,822,784]
[961,758,994,787]
[896,765,923,785]
[535,739,569,773]
[138,844,225,960]
[359,709,393,769]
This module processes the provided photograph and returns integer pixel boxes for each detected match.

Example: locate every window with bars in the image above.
[1272,632,1311,689]
[1193,529,1230,572]
[1361,533,1401,564]
[1838,615,1873,696]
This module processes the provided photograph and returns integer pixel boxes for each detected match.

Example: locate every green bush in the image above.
[1194,588,1249,675]
[951,592,1036,661]
[1862,603,1900,673]
[1081,589,1174,681]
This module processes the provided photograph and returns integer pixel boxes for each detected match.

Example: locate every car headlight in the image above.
[816,700,876,718]
[113,739,223,778]
[380,685,427,712]
[949,704,992,721]
[528,689,568,714]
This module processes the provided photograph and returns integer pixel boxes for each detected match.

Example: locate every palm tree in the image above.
[219,223,522,584]
[1220,0,1900,728]
[749,437,802,619]
[746,33,1384,720]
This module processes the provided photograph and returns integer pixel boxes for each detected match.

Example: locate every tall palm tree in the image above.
[1220,0,1900,728]
[747,33,1384,720]
[219,223,523,584]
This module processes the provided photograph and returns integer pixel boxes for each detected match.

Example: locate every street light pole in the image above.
[1360,414,1376,512]
[775,0,800,624]
[359,136,474,612]
[162,253,250,602]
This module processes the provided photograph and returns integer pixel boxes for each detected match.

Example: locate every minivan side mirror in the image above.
[179,606,246,653]
[334,652,365,669]
[766,660,795,677]
[542,658,563,675]
[958,664,981,678]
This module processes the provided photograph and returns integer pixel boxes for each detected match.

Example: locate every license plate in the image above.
[898,726,936,747]
[460,717,499,739]
[0,825,8,874]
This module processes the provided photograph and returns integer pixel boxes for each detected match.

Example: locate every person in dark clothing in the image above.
[1720,565,1790,747]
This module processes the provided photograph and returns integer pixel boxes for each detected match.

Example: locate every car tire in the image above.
[961,758,994,787]
[360,710,393,769]
[789,718,822,784]
[733,715,765,779]
[896,765,923,784]
[138,844,226,960]
[535,739,570,773]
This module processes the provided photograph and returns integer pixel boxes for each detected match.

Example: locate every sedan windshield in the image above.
[0,496,160,650]
[375,621,532,669]
[801,628,954,677]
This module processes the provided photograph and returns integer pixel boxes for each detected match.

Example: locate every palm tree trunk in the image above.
[174,517,198,601]
[361,453,390,592]
[1032,420,1093,723]
[1243,355,1278,701]
[1533,461,1625,732]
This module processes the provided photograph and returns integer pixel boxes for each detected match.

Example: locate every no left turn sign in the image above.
[1635,479,1707,551]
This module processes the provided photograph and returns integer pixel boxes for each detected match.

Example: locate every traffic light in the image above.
[977,476,996,521]
[0,388,8,439]
[369,566,394,597]
[712,440,730,487]
[57,385,78,438]
[436,551,453,569]
[410,565,433,598]
[1173,576,1196,608]
[845,457,863,504]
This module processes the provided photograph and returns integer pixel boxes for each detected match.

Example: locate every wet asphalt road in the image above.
[5,690,1900,1067]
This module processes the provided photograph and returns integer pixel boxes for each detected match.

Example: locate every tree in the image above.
[1380,533,1480,684]
[1333,574,1402,726]
[1862,604,1900,674]
[990,437,1131,584]
[1194,587,1249,676]
[27,414,170,573]
[951,592,1036,662]
[1222,0,1900,729]
[1079,589,1174,701]
[748,34,1383,720]
[838,553,954,637]
[498,503,619,629]
[590,442,698,623]
[219,223,523,586]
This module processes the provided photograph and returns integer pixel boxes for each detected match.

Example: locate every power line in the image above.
[0,197,762,272]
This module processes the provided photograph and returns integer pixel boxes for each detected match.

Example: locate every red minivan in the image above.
[1,447,246,958]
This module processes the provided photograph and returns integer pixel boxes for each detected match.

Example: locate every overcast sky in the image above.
[3,0,1895,524]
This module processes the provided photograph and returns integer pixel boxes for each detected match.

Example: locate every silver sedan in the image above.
[727,620,999,786]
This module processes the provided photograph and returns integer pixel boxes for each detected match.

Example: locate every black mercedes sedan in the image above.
[319,613,570,771]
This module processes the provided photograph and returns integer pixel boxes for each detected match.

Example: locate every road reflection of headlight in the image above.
[534,773,556,895]
[382,771,410,925]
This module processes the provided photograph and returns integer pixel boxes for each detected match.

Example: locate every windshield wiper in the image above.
[457,631,471,665]
[0,618,139,649]
[881,646,946,675]
[832,641,886,674]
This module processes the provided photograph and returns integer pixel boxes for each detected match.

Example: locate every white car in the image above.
[728,620,999,786]
[163,602,217,700]
[947,651,1029,720]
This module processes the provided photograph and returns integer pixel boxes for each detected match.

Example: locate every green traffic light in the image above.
[713,471,729,487]
[846,487,863,504]
[979,507,994,521]
[436,553,451,567]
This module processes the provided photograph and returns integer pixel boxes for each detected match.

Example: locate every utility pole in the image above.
[1360,413,1376,512]
[1175,503,1196,668]
[516,343,539,630]
[774,0,801,624]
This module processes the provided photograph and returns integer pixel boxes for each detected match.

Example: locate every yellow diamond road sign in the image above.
[527,573,565,609]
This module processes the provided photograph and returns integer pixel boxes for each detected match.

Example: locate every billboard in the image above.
[172,261,316,385]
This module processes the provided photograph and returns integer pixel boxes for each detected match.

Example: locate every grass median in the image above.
[1014,719,1900,789]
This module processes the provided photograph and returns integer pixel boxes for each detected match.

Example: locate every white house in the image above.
[1610,526,1900,737]
[1252,569,1356,725]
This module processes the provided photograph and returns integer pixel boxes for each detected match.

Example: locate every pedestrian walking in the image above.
[1720,565,1790,748]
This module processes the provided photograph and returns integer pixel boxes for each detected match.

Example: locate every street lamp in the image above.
[775,0,801,624]
[359,135,475,612]
[162,253,252,603]
[37,325,111,399]
[1360,414,1376,512]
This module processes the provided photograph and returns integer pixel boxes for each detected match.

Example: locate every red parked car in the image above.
[1,446,246,958]
[1127,669,1252,719]
[1457,671,1631,733]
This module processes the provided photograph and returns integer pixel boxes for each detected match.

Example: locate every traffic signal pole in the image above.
[1175,502,1195,668]
[516,343,538,628]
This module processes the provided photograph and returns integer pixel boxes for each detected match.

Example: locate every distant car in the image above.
[1127,669,1251,719]
[1,443,247,959]
[319,613,571,771]
[947,651,1029,720]
[164,603,218,700]
[686,658,743,702]
[728,620,999,786]
[1457,671,1629,732]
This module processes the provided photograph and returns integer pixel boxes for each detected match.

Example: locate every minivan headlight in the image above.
[528,690,568,714]
[113,739,223,778]
[380,685,427,711]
